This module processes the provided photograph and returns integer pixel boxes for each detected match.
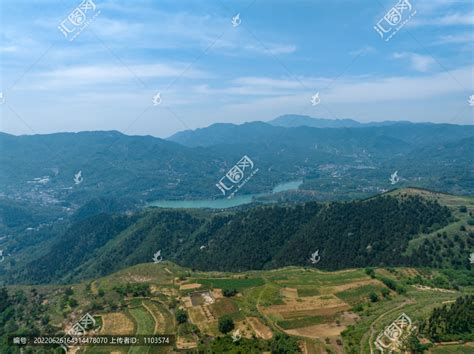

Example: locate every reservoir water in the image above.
[148,180,302,209]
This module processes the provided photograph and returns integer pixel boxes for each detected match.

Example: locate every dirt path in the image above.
[142,301,158,334]
[256,277,286,333]
[365,298,415,354]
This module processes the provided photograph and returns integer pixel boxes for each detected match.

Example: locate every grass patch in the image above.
[335,284,383,306]
[277,315,330,330]
[195,277,265,291]
[211,298,238,317]
[431,345,474,353]
[127,303,156,354]
[297,287,320,297]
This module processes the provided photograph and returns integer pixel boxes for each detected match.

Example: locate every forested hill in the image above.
[7,192,460,284]
[420,295,474,342]
[1,120,473,209]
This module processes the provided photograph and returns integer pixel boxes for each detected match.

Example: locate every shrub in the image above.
[175,309,188,324]
[369,292,379,302]
[222,288,238,297]
[218,315,234,334]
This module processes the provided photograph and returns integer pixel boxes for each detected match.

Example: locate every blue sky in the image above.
[0,0,473,137]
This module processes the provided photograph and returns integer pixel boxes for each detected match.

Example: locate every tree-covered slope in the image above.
[7,192,462,285]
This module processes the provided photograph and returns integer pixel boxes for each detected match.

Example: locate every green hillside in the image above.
[3,188,473,287]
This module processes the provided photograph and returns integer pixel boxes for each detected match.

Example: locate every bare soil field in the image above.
[247,317,273,339]
[286,322,345,339]
[329,278,382,293]
[179,283,202,291]
[263,294,350,319]
[212,288,224,299]
[281,287,299,299]
[100,312,135,335]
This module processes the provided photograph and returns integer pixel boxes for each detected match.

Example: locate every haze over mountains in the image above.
[1,115,472,212]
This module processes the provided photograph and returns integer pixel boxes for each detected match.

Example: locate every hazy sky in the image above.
[0,0,473,138]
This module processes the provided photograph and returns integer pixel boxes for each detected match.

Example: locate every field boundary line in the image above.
[142,301,159,334]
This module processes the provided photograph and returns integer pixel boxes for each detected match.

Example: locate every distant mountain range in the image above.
[266,114,412,129]
[0,116,472,219]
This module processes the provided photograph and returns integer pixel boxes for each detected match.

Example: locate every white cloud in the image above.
[20,63,209,90]
[437,32,474,44]
[211,66,473,104]
[410,12,474,26]
[393,52,436,72]
[0,46,17,53]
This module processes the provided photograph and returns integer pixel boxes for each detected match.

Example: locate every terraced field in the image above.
[127,303,156,354]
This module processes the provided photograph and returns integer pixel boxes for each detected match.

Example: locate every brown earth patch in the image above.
[212,288,224,299]
[128,275,153,282]
[280,305,350,319]
[179,283,202,291]
[281,287,298,299]
[90,281,99,296]
[211,298,238,317]
[263,294,350,319]
[413,285,456,293]
[285,322,346,339]
[176,337,198,350]
[100,313,134,335]
[247,317,273,339]
[188,306,217,334]
[159,287,178,297]
[234,320,254,339]
[182,296,193,308]
[401,268,420,277]
[339,311,360,323]
[329,278,381,293]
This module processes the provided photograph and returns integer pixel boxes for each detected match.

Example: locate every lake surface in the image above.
[148,180,302,209]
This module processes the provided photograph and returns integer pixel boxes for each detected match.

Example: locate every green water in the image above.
[148,180,302,209]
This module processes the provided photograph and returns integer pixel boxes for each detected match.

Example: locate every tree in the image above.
[369,292,379,303]
[381,288,390,298]
[365,268,376,278]
[222,288,238,297]
[401,332,429,353]
[218,315,234,334]
[175,309,188,324]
